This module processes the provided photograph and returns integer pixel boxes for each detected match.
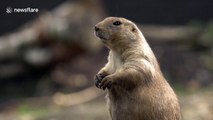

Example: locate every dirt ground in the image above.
[0,89,212,120]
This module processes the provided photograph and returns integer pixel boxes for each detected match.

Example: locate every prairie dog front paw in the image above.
[99,76,113,90]
[94,72,108,88]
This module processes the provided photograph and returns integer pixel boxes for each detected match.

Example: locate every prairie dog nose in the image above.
[94,26,100,32]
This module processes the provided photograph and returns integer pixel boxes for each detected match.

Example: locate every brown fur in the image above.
[94,17,181,120]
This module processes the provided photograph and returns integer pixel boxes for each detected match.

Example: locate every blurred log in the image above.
[0,86,104,109]
[0,0,106,78]
[198,22,213,47]
[140,25,204,42]
[0,0,105,61]
[52,86,104,106]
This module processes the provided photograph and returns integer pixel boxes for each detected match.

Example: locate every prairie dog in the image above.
[94,17,181,120]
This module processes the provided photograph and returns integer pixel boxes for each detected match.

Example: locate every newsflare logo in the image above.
[6,7,13,13]
[6,6,39,13]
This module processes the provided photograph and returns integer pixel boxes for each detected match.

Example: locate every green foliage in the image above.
[17,104,49,118]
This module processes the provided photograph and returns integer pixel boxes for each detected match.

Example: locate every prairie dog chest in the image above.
[109,51,123,73]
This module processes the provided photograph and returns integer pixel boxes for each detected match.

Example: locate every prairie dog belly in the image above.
[109,51,123,73]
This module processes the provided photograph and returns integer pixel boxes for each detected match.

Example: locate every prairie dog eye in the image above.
[113,21,122,26]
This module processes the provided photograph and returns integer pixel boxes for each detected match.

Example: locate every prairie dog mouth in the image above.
[95,31,108,40]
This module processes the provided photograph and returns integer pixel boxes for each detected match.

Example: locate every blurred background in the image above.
[0,0,212,120]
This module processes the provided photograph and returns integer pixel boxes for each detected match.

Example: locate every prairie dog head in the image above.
[94,17,141,49]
